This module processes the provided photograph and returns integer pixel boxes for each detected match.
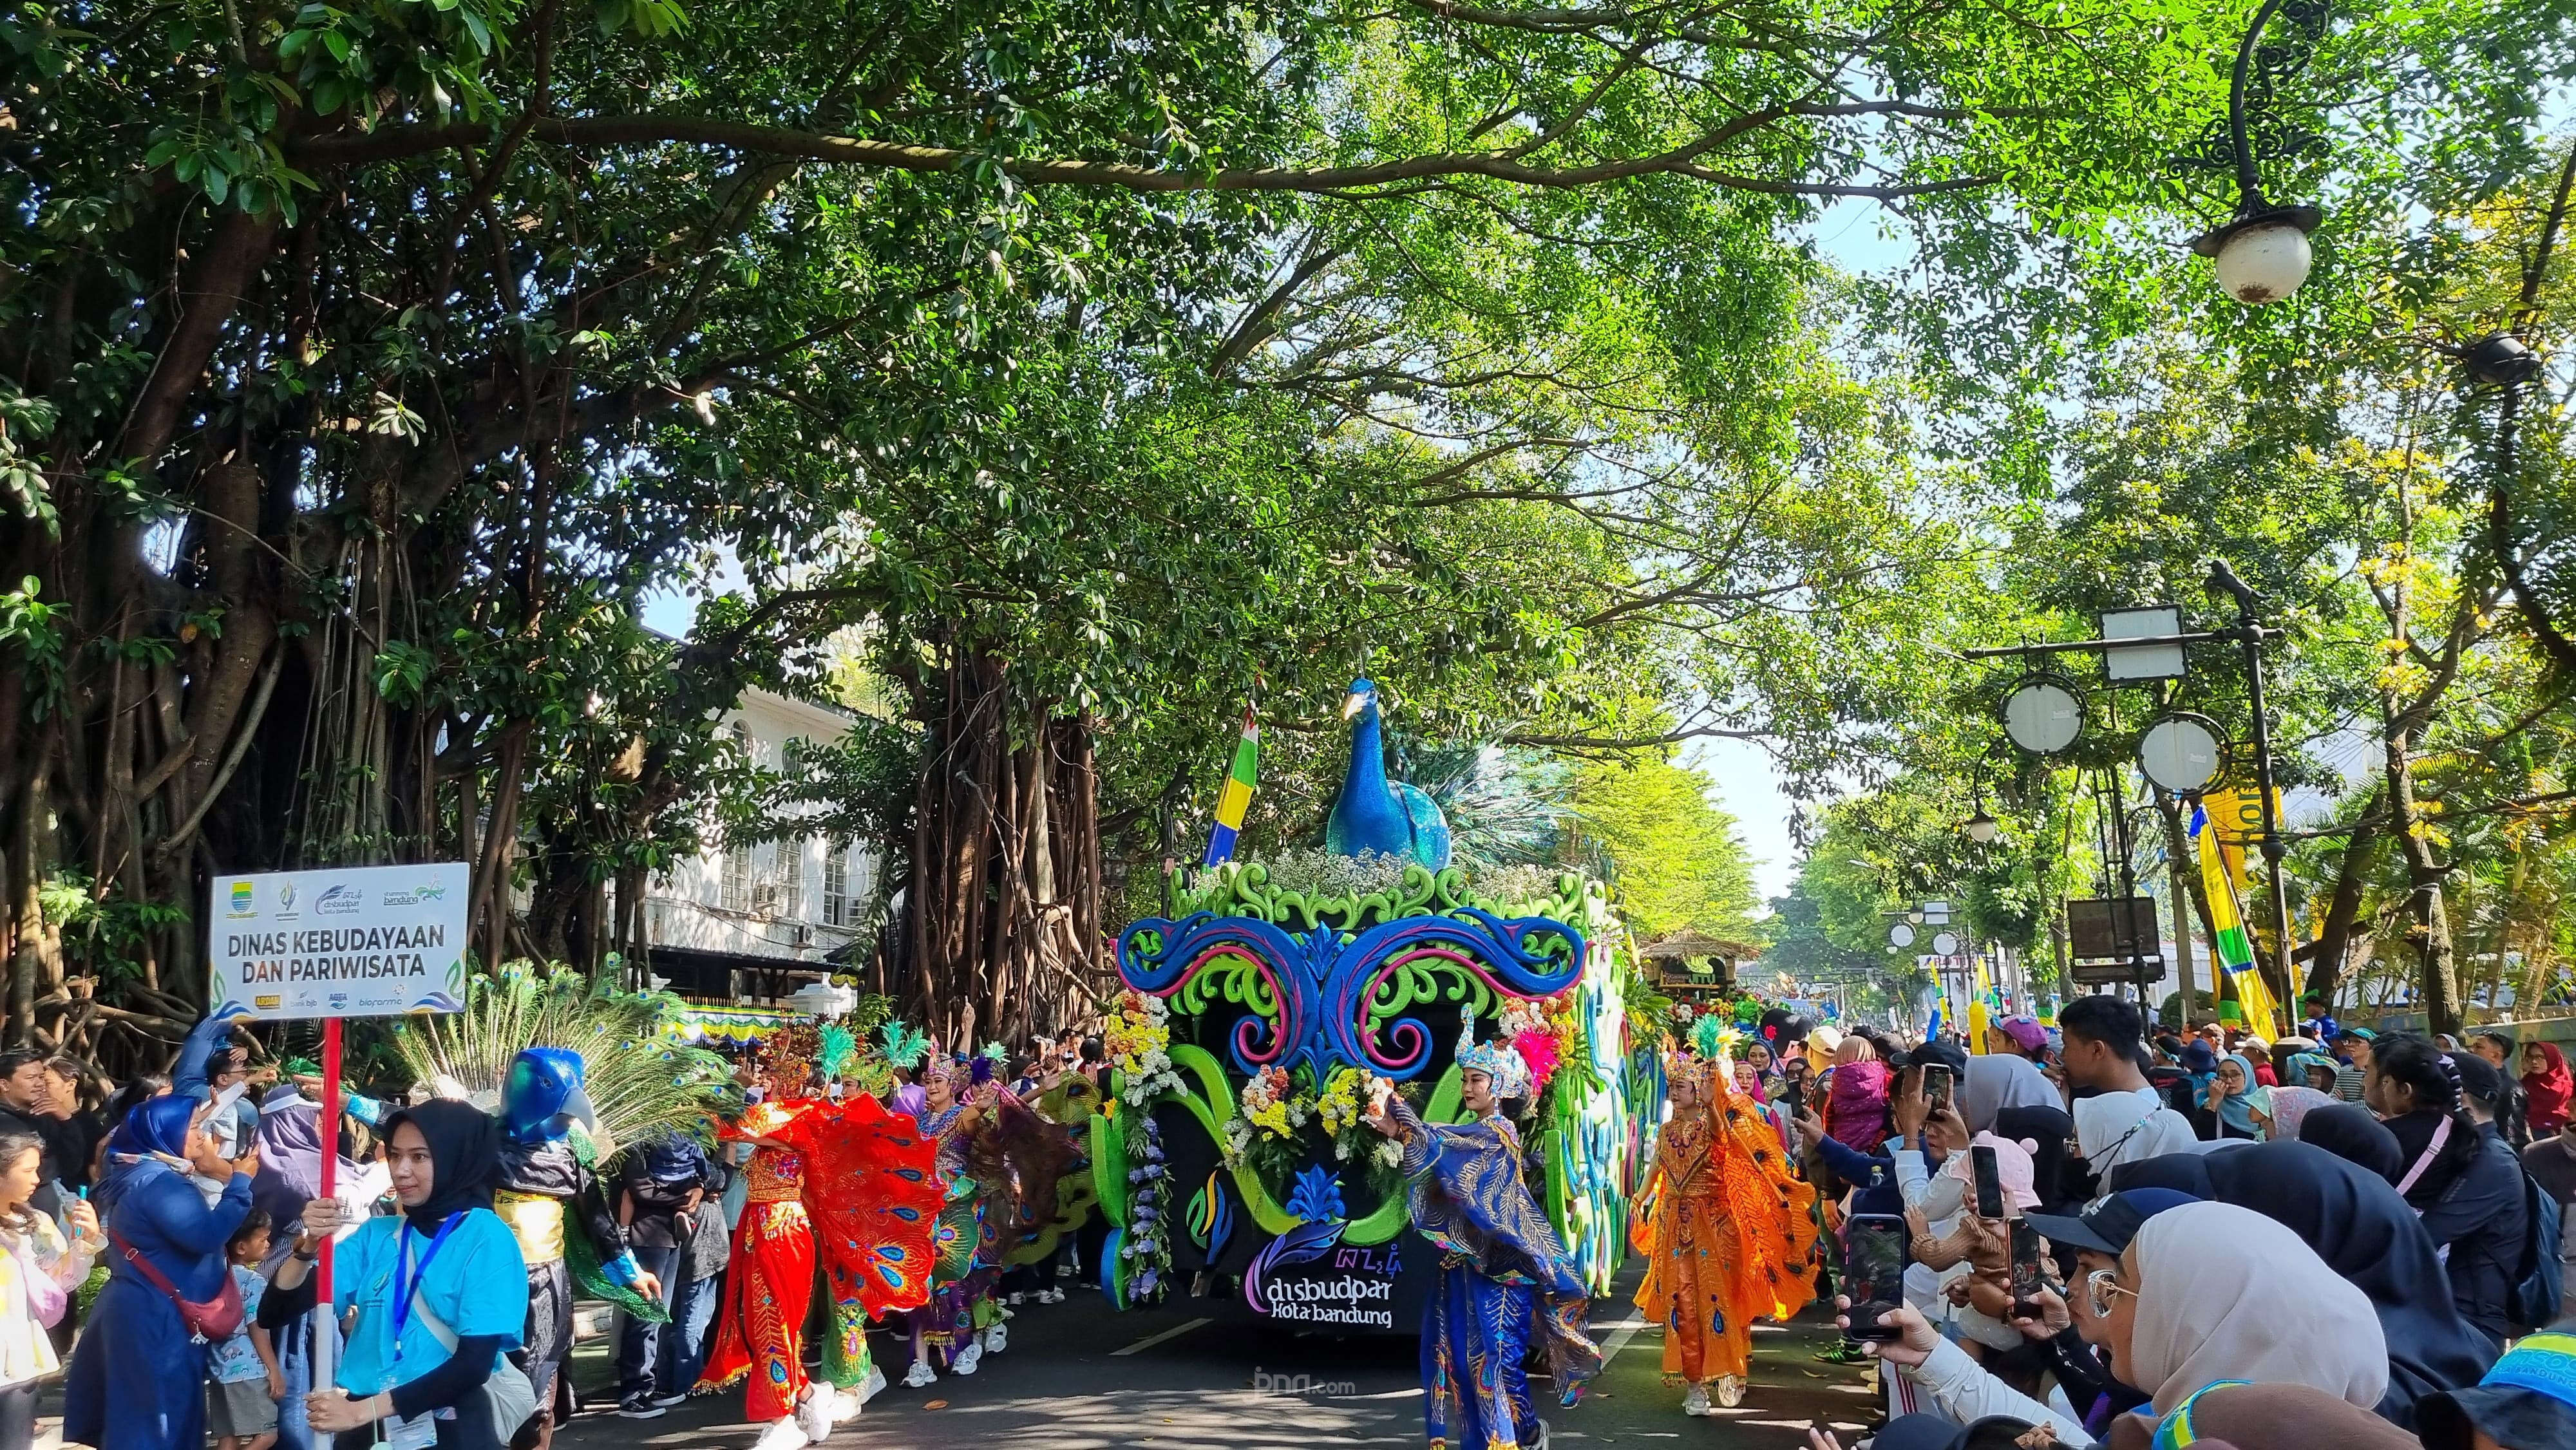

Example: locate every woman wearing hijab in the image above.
[1824,1037,1891,1151]
[1741,1041,1786,1102]
[2110,1140,2499,1426]
[1993,1103,2079,1212]
[2251,1085,2330,1144]
[2523,1041,2573,1139]
[2295,1102,2405,1181]
[60,1093,256,1449]
[1960,1055,2058,1136]
[1846,1201,2387,1442]
[2100,1382,2421,1450]
[2206,1054,2260,1140]
[261,1100,531,1449]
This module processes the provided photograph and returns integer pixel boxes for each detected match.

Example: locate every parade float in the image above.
[1082,682,1667,1330]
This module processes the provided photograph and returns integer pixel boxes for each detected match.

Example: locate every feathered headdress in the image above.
[1455,1019,1533,1098]
[876,1020,929,1069]
[818,1025,858,1083]
[1690,1012,1734,1062]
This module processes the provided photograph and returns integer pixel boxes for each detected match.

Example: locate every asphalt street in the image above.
[554,1265,1882,1450]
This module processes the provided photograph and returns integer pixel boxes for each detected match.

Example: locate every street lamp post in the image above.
[2189,0,2329,304]
[2206,560,2298,1006]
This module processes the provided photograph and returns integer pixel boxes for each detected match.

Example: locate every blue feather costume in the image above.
[1387,1097,1599,1449]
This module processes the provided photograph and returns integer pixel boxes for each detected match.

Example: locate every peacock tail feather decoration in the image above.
[391,964,735,1160]
[980,1040,1009,1064]
[876,1021,929,1069]
[818,1025,858,1083]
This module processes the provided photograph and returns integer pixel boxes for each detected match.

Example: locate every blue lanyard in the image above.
[388,1213,464,1358]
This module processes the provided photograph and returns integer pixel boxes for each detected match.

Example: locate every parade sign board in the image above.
[207,863,471,1020]
[1245,1236,1403,1330]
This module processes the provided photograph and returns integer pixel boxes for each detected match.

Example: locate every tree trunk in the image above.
[2384,724,2462,1038]
[2304,792,2385,1005]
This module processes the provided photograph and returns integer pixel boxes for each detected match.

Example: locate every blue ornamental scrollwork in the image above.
[1113,908,1586,1082]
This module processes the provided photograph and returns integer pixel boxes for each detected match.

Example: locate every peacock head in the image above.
[1342,679,1381,724]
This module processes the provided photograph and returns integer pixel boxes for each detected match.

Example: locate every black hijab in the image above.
[2300,1103,2405,1183]
[381,1100,500,1235]
[2111,1140,2499,1428]
[1993,1104,2079,1213]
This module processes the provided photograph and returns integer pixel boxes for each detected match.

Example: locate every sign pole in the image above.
[314,1015,340,1450]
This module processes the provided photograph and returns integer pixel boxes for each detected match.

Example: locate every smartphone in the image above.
[1972,1144,2005,1219]
[1922,1064,1954,1115]
[1842,1214,1908,1341]
[2009,1219,2047,1319]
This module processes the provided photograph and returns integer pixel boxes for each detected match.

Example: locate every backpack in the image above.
[2511,1169,2564,1333]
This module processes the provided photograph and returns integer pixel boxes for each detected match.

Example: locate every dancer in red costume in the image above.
[699,1025,941,1450]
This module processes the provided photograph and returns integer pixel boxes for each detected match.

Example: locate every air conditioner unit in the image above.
[752,883,782,914]
[791,924,813,948]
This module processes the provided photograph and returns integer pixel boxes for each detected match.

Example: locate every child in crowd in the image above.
[206,1209,283,1450]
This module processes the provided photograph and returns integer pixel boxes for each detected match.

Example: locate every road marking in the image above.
[1112,1317,1213,1355]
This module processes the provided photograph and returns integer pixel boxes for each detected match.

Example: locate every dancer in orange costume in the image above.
[700,1026,941,1450]
[1632,1038,1819,1417]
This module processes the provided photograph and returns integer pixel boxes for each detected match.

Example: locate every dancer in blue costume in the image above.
[62,1092,256,1450]
[1365,1028,1601,1450]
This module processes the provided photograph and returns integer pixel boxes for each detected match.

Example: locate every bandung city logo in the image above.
[316,885,363,916]
[227,882,256,919]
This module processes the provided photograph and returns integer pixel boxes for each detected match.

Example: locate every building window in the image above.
[720,841,752,914]
[823,843,849,927]
[774,838,804,919]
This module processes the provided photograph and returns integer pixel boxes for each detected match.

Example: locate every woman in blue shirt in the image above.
[261,1100,530,1449]
[62,1091,256,1449]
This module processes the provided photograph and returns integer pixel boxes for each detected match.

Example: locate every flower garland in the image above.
[1121,1116,1171,1303]
[1106,988,1186,1106]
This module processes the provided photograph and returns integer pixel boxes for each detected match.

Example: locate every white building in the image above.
[640,686,881,1003]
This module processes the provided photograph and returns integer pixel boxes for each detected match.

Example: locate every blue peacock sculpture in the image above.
[1324,679,1454,870]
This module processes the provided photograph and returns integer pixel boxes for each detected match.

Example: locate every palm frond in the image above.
[390,965,737,1157]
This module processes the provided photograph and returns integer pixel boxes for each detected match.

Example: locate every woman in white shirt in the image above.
[0,1124,99,1449]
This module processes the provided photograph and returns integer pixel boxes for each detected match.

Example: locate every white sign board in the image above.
[208,863,471,1020]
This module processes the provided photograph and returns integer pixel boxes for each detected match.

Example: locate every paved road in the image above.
[554,1266,1881,1449]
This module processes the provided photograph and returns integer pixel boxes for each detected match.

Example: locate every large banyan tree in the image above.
[3,0,2559,1064]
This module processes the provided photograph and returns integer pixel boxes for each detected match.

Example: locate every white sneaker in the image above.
[1715,1375,1746,1408]
[902,1359,937,1389]
[795,1389,835,1443]
[951,1342,982,1375]
[983,1323,1007,1354]
[1045,1287,1066,1303]
[860,1366,887,1404]
[831,1388,863,1419]
[1682,1384,1714,1417]
[1009,1291,1025,1305]
[752,1417,809,1450]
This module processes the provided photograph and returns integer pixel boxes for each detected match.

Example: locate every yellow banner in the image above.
[2202,785,2282,889]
